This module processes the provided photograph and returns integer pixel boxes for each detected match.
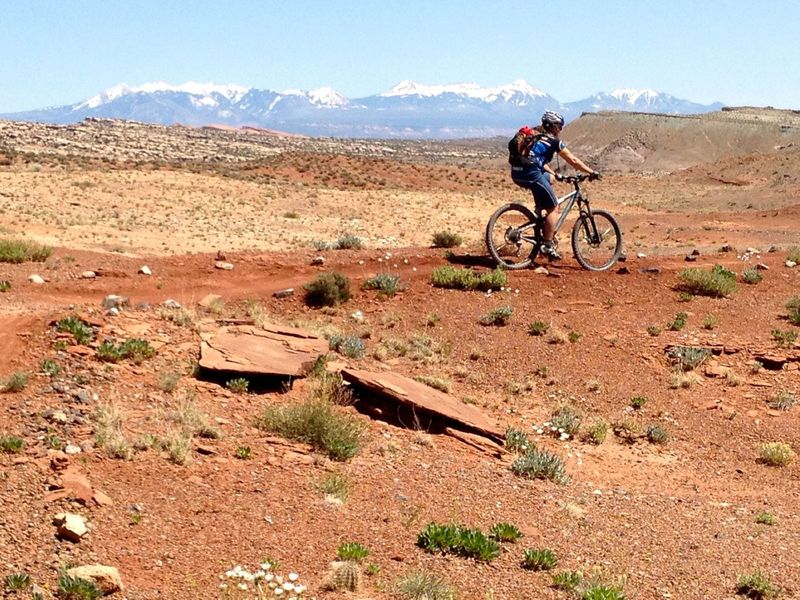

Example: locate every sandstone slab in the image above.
[340,368,504,442]
[199,325,328,377]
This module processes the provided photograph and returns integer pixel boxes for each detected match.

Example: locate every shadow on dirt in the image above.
[444,252,496,268]
[196,368,296,394]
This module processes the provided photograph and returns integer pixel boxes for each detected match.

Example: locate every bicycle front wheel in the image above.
[485,203,540,269]
[571,209,623,271]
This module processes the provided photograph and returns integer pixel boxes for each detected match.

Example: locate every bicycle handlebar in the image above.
[556,172,600,184]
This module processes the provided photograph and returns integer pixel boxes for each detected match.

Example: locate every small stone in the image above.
[64,444,82,455]
[106,307,119,317]
[273,288,294,299]
[199,294,223,308]
[28,274,46,284]
[617,265,630,274]
[720,244,734,253]
[65,565,123,595]
[690,248,701,256]
[214,261,234,270]
[310,256,325,265]
[81,271,97,279]
[138,265,152,276]
[636,253,647,259]
[684,254,697,262]
[351,310,364,322]
[755,263,769,271]
[642,266,662,274]
[162,299,181,309]
[53,512,88,542]
[533,266,549,275]
[102,295,129,309]
[786,260,797,268]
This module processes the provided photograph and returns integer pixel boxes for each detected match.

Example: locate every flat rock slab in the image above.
[200,325,328,377]
[341,368,504,443]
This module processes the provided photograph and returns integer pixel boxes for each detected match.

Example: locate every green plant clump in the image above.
[2,371,29,393]
[337,542,370,562]
[394,571,456,600]
[755,511,776,526]
[303,271,352,307]
[256,399,364,461]
[362,272,405,297]
[4,572,31,591]
[0,280,10,292]
[416,522,501,562]
[677,265,738,297]
[57,571,103,600]
[0,238,53,263]
[666,345,711,372]
[329,334,366,359]
[666,311,688,331]
[529,320,550,336]
[646,425,669,445]
[225,377,250,394]
[511,447,569,485]
[489,522,523,543]
[552,570,583,592]
[522,548,558,571]
[55,316,95,345]
[0,435,25,453]
[431,265,507,291]
[742,267,763,285]
[505,427,533,453]
[758,442,795,467]
[431,230,463,248]
[334,233,363,250]
[786,297,800,326]
[735,570,780,599]
[480,306,513,326]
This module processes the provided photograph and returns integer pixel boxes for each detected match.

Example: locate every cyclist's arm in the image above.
[557,147,595,175]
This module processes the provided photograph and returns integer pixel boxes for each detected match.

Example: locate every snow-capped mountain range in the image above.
[1,81,724,139]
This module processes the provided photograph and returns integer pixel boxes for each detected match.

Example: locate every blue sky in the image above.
[1,0,798,113]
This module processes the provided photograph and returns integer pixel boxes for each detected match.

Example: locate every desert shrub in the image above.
[334,233,363,250]
[581,584,627,600]
[316,472,352,503]
[96,340,124,363]
[646,325,661,336]
[489,522,522,543]
[0,280,10,292]
[758,442,795,467]
[417,523,501,562]
[329,334,366,359]
[677,265,738,297]
[646,425,669,445]
[413,374,451,393]
[479,306,513,326]
[158,370,181,393]
[522,548,558,571]
[234,445,251,459]
[40,358,61,377]
[666,345,711,371]
[362,272,404,297]
[742,267,763,285]
[630,395,648,409]
[552,571,583,592]
[225,377,249,394]
[582,419,609,445]
[511,448,569,485]
[787,246,800,263]
[57,571,102,600]
[735,571,780,599]
[505,427,533,453]
[96,338,155,364]
[771,329,797,348]
[337,542,370,562]
[303,271,351,307]
[0,238,52,263]
[55,315,95,345]
[431,265,507,291]
[2,371,28,393]
[550,405,582,436]
[529,320,550,336]
[666,311,688,331]
[755,511,776,526]
[394,571,456,600]
[431,230,463,248]
[256,399,364,461]
[0,435,24,453]
[786,297,800,326]
[703,314,720,330]
[4,572,31,591]
[767,390,797,411]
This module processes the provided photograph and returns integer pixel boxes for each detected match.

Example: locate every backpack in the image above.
[507,125,542,167]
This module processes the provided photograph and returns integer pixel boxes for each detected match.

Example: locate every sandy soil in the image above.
[0,142,799,600]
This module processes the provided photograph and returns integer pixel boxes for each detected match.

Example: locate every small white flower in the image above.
[219,583,228,589]
[294,584,306,593]
[264,573,275,582]
[274,588,284,596]
[238,582,248,591]
[261,562,273,571]
[283,581,294,590]
[288,573,299,582]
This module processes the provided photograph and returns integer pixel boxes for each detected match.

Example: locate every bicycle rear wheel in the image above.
[570,209,623,271]
[485,203,540,269]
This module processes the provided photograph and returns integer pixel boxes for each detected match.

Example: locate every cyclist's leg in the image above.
[530,178,559,242]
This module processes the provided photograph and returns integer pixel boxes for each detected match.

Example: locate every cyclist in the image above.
[510,110,601,260]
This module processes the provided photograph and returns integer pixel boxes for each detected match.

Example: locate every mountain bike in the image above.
[485,173,623,271]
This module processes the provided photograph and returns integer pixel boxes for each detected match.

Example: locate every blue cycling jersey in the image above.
[529,134,566,170]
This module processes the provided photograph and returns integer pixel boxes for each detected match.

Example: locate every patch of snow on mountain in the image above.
[608,88,662,105]
[76,81,249,110]
[308,87,348,107]
[380,80,547,102]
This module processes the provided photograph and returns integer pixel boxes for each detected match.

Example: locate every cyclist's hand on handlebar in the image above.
[555,173,564,182]
[588,171,602,181]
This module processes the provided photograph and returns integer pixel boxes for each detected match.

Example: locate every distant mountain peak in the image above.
[307,86,349,107]
[77,81,250,110]
[379,79,548,102]
[607,88,663,104]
